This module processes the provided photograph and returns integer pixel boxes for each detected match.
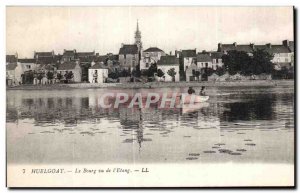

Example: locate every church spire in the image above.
[134,19,142,51]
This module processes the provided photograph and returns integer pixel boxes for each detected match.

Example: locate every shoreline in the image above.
[6,80,294,90]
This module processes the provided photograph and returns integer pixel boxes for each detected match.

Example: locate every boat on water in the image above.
[181,94,209,104]
[181,102,209,114]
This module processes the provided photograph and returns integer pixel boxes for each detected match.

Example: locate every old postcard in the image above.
[6,6,294,187]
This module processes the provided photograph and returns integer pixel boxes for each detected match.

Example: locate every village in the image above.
[6,21,294,87]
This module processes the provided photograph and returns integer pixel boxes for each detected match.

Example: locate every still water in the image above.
[7,86,294,164]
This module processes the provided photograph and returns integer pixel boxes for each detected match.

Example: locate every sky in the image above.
[6,6,294,58]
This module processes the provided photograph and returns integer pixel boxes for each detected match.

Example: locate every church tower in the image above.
[134,20,142,51]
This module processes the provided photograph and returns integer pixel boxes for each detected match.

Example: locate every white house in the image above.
[88,63,109,83]
[140,47,166,70]
[197,53,213,69]
[157,55,180,82]
[57,61,82,82]
[6,63,23,85]
[181,49,197,71]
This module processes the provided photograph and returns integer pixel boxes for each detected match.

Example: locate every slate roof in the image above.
[254,45,291,54]
[119,44,139,55]
[63,50,76,56]
[18,58,36,63]
[181,49,196,58]
[35,52,54,57]
[157,56,179,65]
[144,47,164,53]
[7,63,18,70]
[197,54,212,62]
[6,55,18,63]
[218,43,253,53]
[209,52,223,59]
[57,62,78,70]
[77,52,95,57]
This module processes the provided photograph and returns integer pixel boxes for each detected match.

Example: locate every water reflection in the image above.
[6,87,294,164]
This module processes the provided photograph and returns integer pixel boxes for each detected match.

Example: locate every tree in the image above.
[250,49,274,75]
[215,66,226,76]
[194,71,201,81]
[37,73,44,84]
[167,68,177,82]
[147,63,158,77]
[57,73,63,82]
[65,71,74,83]
[46,71,54,83]
[157,69,165,78]
[222,50,251,75]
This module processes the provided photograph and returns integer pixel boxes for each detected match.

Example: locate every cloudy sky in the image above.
[6,6,293,58]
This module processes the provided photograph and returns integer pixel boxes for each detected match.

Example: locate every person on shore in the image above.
[188,87,195,95]
[200,86,206,96]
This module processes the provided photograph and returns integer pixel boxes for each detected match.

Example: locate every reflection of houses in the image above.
[57,61,82,82]
[118,44,139,71]
[140,47,165,70]
[88,63,109,83]
[157,55,180,82]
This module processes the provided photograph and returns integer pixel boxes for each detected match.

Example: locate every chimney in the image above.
[233,42,237,47]
[96,53,99,57]
[121,43,124,48]
[170,51,172,55]
[218,43,222,51]
[250,43,255,49]
[266,43,272,48]
[283,40,289,47]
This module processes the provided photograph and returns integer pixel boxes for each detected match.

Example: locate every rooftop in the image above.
[157,55,179,65]
[119,44,139,55]
[144,47,164,53]
[57,62,78,70]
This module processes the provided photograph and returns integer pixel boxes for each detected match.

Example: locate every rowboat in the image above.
[181,102,209,114]
[181,94,209,104]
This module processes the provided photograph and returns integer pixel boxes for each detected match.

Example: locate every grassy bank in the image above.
[6,80,294,90]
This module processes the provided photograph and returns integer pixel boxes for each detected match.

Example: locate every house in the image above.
[282,40,294,67]
[140,47,166,70]
[77,51,96,63]
[34,51,55,64]
[6,53,18,64]
[197,53,213,69]
[18,58,37,72]
[62,49,77,62]
[218,42,254,56]
[96,53,120,73]
[157,55,180,82]
[185,62,200,82]
[209,52,224,70]
[88,63,109,83]
[254,43,292,70]
[181,49,197,71]
[6,63,23,85]
[57,61,82,82]
[118,44,139,71]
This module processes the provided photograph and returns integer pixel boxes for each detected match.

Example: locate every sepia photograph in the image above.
[6,6,295,187]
